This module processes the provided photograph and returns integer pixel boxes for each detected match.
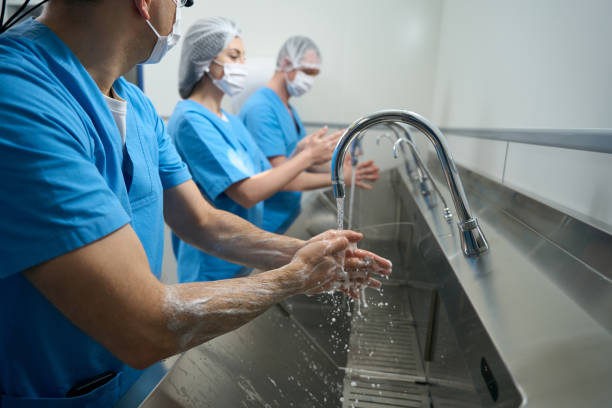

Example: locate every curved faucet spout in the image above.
[376,133,396,146]
[331,110,489,256]
[393,137,453,222]
[391,138,403,159]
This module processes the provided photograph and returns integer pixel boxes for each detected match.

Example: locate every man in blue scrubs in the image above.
[0,1,391,406]
[240,36,321,234]
[241,36,380,234]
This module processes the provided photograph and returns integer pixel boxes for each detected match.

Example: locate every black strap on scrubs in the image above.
[289,107,301,134]
[66,371,116,398]
[294,118,301,134]
[0,0,51,34]
[122,144,134,193]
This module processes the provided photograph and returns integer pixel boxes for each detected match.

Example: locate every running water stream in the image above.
[336,191,368,315]
[336,196,344,231]
[347,167,358,230]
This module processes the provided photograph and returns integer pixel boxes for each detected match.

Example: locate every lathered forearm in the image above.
[164,181,304,271]
[194,207,304,271]
[163,265,303,352]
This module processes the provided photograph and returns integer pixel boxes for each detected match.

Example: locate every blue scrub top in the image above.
[0,20,191,406]
[168,101,271,282]
[239,87,307,234]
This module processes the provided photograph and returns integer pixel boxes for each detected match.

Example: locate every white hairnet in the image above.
[276,36,322,72]
[178,17,242,99]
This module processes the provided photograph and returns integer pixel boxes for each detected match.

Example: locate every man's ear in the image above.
[134,0,151,20]
[280,56,294,72]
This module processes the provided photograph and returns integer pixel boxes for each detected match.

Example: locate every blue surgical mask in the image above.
[142,3,182,65]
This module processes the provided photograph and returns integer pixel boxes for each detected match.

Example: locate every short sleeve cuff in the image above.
[206,173,250,202]
[160,166,192,191]
[260,146,289,158]
[1,207,131,278]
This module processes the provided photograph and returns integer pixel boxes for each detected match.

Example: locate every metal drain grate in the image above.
[342,377,429,408]
[342,287,430,407]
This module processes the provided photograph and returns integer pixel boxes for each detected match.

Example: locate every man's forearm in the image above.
[162,263,304,352]
[192,207,303,271]
[164,181,303,272]
[306,162,331,173]
[283,171,331,191]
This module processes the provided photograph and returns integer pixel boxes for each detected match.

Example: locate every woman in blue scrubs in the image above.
[169,18,378,283]
[240,36,380,234]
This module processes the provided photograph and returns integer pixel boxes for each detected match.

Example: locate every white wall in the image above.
[147,1,444,281]
[149,1,612,281]
[144,0,443,122]
[425,0,612,230]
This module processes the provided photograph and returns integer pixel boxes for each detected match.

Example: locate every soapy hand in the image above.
[341,245,392,298]
[289,230,351,295]
[290,230,392,297]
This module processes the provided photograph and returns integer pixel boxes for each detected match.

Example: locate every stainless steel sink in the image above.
[282,174,520,408]
[124,162,612,407]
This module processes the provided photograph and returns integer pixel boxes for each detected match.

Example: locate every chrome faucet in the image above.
[392,136,453,222]
[375,133,395,146]
[377,125,445,212]
[377,130,430,196]
[331,110,488,256]
[387,122,453,221]
[384,123,421,181]
[376,126,422,182]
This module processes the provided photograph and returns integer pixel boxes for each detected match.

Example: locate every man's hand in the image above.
[342,245,392,297]
[288,233,348,294]
[287,230,392,296]
[294,126,328,156]
[295,127,344,166]
[344,159,381,190]
[303,129,340,166]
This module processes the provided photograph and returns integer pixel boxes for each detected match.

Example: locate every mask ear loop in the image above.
[142,0,180,39]
[299,62,321,71]
[280,56,296,73]
[282,56,300,90]
[145,19,162,38]
[205,60,226,81]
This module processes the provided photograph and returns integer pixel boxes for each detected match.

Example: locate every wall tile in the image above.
[504,143,612,229]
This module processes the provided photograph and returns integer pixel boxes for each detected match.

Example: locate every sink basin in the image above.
[128,169,523,407]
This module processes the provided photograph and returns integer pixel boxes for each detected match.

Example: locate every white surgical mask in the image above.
[286,71,314,97]
[142,3,182,65]
[210,60,248,96]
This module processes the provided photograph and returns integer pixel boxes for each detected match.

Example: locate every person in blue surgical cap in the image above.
[169,17,342,283]
[0,1,392,405]
[240,36,380,234]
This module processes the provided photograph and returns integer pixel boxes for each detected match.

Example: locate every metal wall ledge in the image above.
[441,127,612,155]
[302,121,612,155]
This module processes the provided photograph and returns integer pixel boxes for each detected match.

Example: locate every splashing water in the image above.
[360,287,368,308]
[336,192,372,316]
